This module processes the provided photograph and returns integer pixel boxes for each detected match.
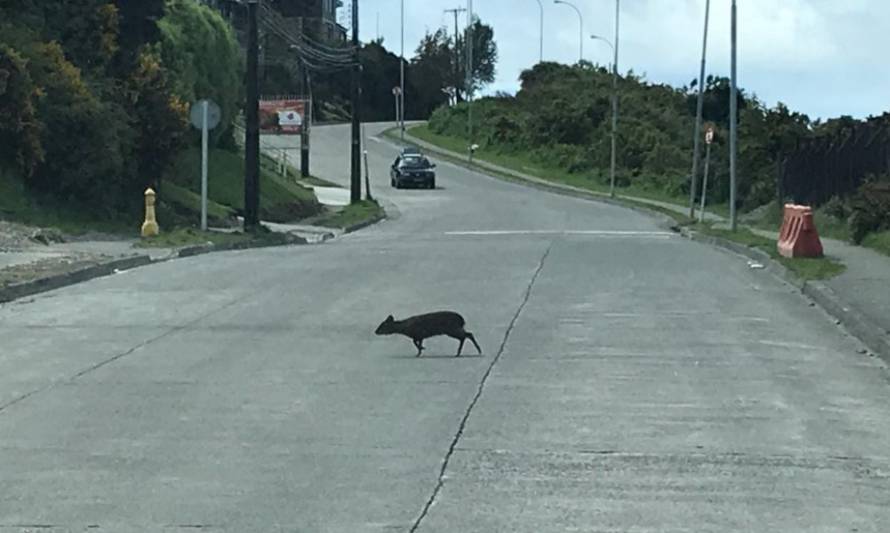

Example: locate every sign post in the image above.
[699,125,715,223]
[392,87,402,130]
[189,99,221,231]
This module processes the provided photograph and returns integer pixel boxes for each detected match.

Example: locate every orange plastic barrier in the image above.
[777,204,823,258]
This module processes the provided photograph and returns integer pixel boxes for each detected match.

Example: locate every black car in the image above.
[391,153,436,189]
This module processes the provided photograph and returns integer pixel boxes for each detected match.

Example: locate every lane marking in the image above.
[444,230,675,237]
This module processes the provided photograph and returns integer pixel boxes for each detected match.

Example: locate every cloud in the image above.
[362,0,889,119]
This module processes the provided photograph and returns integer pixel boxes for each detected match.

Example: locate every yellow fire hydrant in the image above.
[141,188,159,238]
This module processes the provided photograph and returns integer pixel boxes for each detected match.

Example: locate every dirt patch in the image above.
[0,253,112,287]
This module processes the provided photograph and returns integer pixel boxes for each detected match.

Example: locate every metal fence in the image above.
[782,119,890,206]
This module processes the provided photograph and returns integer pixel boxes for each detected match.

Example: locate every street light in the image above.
[591,1,620,198]
[589,34,613,69]
[554,0,583,63]
[533,0,543,64]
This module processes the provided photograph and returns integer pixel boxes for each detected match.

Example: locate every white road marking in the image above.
[444,230,675,237]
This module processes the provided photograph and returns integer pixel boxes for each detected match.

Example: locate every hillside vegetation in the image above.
[428,62,888,230]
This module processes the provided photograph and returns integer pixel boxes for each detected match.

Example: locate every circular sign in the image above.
[392,86,402,96]
[705,127,715,145]
[190,99,222,130]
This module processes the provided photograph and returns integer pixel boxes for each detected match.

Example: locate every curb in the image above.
[0,255,153,304]
[341,211,387,234]
[679,227,890,365]
[176,233,309,259]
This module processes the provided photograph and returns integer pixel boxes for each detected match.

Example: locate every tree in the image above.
[409,28,452,118]
[456,18,498,100]
[158,0,244,146]
[0,43,43,178]
[114,0,166,70]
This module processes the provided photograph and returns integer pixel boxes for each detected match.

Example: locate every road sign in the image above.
[705,127,715,145]
[189,99,221,231]
[190,99,221,131]
[392,86,402,96]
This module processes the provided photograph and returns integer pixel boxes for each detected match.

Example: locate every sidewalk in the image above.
[0,218,337,304]
[400,129,890,360]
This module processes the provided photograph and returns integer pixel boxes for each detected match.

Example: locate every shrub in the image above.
[849,182,890,244]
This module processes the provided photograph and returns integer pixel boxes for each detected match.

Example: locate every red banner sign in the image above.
[259,99,308,135]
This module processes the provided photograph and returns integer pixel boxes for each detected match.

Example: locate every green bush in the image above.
[22,42,139,214]
[849,182,890,244]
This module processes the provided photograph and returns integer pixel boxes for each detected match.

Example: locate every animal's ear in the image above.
[386,315,394,322]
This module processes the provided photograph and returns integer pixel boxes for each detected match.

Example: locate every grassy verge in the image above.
[862,230,890,258]
[312,200,384,229]
[135,226,298,249]
[749,201,852,242]
[0,167,132,235]
[695,224,846,281]
[168,147,322,223]
[136,228,253,248]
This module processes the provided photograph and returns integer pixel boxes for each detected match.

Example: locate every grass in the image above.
[862,230,890,258]
[135,225,299,250]
[695,223,847,281]
[168,147,322,223]
[135,228,254,249]
[161,182,237,225]
[312,200,384,229]
[0,167,132,235]
[404,124,731,211]
[749,201,852,242]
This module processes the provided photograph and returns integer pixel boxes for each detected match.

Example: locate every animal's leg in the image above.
[456,337,465,357]
[465,332,482,354]
[413,338,425,357]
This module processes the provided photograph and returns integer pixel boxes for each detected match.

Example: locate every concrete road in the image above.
[2,123,889,532]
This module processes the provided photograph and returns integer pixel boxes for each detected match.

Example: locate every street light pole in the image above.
[591,34,619,200]
[534,0,543,64]
[688,0,710,219]
[729,0,738,230]
[610,0,619,198]
[554,0,583,63]
[400,0,405,141]
[466,0,474,148]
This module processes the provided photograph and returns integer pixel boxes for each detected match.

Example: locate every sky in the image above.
[350,0,889,120]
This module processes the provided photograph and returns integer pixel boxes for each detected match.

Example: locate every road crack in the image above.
[409,240,554,532]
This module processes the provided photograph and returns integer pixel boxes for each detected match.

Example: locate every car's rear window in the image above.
[402,156,430,168]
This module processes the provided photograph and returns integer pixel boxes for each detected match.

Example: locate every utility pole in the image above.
[535,0,543,64]
[466,0,474,147]
[445,7,467,100]
[301,63,311,178]
[400,0,405,141]
[350,0,361,203]
[729,0,738,231]
[609,0,619,198]
[688,0,710,219]
[244,0,260,230]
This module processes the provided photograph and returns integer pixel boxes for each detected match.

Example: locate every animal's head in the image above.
[375,315,396,335]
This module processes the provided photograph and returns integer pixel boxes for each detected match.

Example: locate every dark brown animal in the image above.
[375,311,482,357]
